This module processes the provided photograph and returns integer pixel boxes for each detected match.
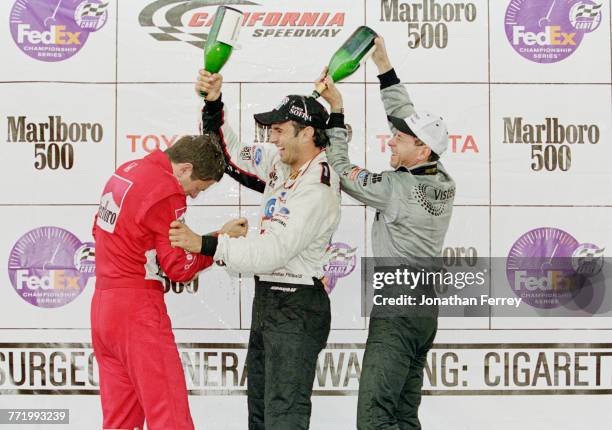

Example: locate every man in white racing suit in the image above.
[169,71,342,430]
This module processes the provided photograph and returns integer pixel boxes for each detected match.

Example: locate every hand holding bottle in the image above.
[195,70,223,102]
[315,67,343,113]
[371,37,393,75]
[312,25,377,98]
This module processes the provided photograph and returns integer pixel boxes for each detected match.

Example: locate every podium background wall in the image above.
[1,0,611,428]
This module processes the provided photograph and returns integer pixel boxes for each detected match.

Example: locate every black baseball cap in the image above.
[387,115,417,137]
[254,95,329,129]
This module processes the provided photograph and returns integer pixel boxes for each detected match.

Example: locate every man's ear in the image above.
[301,126,315,141]
[418,146,431,162]
[178,162,194,177]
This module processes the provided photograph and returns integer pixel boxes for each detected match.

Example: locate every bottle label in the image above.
[216,8,242,46]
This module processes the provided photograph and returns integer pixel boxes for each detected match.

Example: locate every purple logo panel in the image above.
[506,227,605,309]
[504,0,602,63]
[9,0,108,62]
[8,227,95,308]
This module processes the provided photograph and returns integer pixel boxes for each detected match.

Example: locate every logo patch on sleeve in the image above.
[175,206,187,221]
[97,174,133,233]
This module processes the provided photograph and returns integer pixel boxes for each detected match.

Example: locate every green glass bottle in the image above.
[200,6,243,97]
[313,26,378,98]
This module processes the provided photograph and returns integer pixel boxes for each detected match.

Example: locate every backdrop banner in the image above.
[1,0,611,429]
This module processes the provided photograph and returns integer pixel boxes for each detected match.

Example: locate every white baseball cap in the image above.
[387,110,449,156]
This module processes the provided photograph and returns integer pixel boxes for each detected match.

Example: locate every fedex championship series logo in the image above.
[506,227,604,309]
[10,0,109,62]
[504,0,603,63]
[8,227,95,308]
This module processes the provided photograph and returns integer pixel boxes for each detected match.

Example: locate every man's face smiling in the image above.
[388,130,430,169]
[269,121,305,167]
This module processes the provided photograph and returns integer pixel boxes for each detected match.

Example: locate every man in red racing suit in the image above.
[91,135,246,430]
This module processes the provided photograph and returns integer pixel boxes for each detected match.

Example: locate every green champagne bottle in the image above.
[313,26,378,98]
[200,6,243,97]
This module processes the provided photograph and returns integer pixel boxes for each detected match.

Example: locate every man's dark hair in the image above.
[291,121,330,148]
[165,134,226,181]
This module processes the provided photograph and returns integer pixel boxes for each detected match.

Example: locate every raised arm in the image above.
[371,37,416,133]
[197,70,277,193]
[318,71,394,211]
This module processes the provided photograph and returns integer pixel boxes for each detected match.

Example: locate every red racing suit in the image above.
[93,149,212,289]
[91,149,212,430]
